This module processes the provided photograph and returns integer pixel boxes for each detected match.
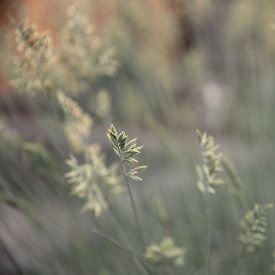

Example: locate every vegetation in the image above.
[0,1,275,275]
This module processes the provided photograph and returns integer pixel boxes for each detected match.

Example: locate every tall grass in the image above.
[0,1,275,275]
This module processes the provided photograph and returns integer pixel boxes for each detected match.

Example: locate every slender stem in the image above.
[121,161,145,249]
[204,192,212,275]
[222,156,245,212]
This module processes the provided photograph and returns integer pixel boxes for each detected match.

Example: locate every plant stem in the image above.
[203,191,212,275]
[222,156,245,211]
[121,161,145,249]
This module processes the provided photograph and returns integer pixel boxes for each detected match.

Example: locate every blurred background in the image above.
[0,0,275,274]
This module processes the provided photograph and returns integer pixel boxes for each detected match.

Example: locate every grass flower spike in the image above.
[107,124,147,181]
[107,124,146,247]
[57,91,93,152]
[60,4,118,93]
[196,130,225,194]
[65,145,122,217]
[12,20,55,95]
[144,237,186,267]
[240,203,273,254]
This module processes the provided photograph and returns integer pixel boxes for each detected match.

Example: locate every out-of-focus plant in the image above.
[95,89,112,124]
[151,196,169,225]
[57,90,93,152]
[10,3,118,100]
[11,21,55,95]
[196,130,225,194]
[21,142,56,174]
[240,203,273,255]
[3,1,275,274]
[59,4,118,95]
[0,119,21,152]
[222,155,244,207]
[65,144,122,217]
[144,237,186,268]
[4,6,125,273]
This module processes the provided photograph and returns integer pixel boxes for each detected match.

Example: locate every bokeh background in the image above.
[0,0,275,274]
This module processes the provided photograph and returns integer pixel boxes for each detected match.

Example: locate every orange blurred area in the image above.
[0,0,59,92]
[0,0,190,93]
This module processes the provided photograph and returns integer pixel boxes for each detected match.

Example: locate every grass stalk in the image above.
[121,161,145,249]
[203,191,212,275]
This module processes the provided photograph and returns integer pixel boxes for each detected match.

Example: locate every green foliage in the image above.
[65,145,122,217]
[196,130,225,194]
[107,124,147,181]
[144,237,186,267]
[240,203,273,255]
